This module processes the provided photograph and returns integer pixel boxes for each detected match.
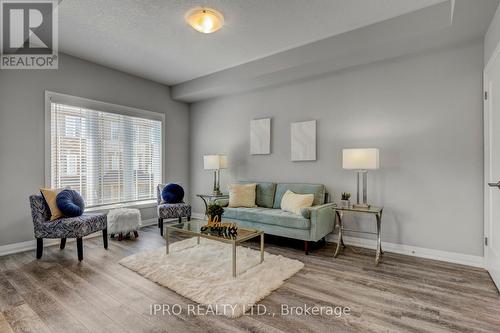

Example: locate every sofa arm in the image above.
[308,203,336,242]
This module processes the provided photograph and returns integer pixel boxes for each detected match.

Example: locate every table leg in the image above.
[165,228,170,255]
[379,210,384,254]
[232,242,237,278]
[334,211,344,257]
[200,197,209,216]
[260,233,264,263]
[375,213,382,265]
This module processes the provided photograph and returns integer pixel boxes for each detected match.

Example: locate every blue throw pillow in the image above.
[162,183,184,203]
[56,189,85,217]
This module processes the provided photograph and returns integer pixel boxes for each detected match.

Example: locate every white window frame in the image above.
[44,90,165,209]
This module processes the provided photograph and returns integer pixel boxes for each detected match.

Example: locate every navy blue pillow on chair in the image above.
[162,183,184,203]
[56,189,85,217]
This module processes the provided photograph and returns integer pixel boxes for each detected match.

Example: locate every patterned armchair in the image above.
[29,194,108,261]
[157,184,191,236]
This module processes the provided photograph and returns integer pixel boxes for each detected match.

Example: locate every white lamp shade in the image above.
[342,148,380,170]
[203,154,228,170]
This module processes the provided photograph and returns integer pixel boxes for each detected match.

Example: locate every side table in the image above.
[334,205,384,265]
[196,193,229,215]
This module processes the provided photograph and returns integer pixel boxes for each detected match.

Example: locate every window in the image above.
[65,155,78,175]
[48,93,162,207]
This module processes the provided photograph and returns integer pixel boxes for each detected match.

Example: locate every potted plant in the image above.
[206,202,224,224]
[340,192,351,208]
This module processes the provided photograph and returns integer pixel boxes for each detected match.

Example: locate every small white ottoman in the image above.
[107,208,142,240]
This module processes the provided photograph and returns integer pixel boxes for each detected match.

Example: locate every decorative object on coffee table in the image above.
[340,192,351,208]
[334,205,384,265]
[107,208,141,241]
[342,148,380,208]
[157,184,191,236]
[206,202,224,222]
[201,216,238,238]
[203,154,228,195]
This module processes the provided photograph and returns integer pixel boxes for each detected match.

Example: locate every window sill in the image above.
[86,200,157,213]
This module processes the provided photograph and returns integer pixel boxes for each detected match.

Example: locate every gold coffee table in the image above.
[164,220,264,277]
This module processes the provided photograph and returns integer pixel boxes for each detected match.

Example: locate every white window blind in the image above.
[50,102,162,207]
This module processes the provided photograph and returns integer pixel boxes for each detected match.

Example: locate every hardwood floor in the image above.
[1,224,500,333]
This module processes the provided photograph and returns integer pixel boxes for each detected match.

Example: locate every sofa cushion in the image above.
[228,183,257,207]
[280,190,314,215]
[56,189,85,217]
[273,183,325,208]
[238,181,276,208]
[223,207,311,230]
[40,187,66,221]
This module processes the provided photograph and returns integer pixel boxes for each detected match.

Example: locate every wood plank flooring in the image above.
[1,224,499,333]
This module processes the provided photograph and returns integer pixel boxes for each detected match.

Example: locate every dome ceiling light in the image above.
[185,8,224,34]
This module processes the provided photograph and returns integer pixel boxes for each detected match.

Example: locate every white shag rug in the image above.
[119,237,304,318]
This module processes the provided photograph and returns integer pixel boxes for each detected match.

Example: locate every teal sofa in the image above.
[217,182,335,254]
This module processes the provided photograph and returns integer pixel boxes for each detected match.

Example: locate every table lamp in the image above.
[203,154,228,195]
[342,148,379,208]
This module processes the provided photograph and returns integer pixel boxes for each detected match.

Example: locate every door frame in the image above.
[484,42,500,290]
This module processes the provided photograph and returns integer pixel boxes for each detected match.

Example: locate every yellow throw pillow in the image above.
[40,188,65,221]
[228,183,257,208]
[280,190,314,215]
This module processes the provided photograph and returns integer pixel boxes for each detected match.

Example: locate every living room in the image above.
[1,0,500,332]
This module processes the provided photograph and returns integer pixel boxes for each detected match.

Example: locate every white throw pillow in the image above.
[228,183,257,208]
[280,190,314,215]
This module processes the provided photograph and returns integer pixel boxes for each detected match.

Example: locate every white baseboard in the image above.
[193,211,483,268]
[0,218,157,257]
[325,234,484,268]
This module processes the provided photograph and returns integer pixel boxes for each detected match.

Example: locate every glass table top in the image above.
[165,220,262,243]
[335,205,383,214]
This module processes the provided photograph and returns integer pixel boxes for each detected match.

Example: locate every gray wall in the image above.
[0,53,189,247]
[190,40,484,256]
[485,2,500,65]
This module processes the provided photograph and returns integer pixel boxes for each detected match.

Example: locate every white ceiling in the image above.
[58,0,445,85]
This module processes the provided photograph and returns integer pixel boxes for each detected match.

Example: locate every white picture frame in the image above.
[291,120,316,161]
[250,118,271,155]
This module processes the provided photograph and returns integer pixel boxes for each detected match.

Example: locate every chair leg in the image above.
[178,217,182,223]
[158,218,161,228]
[159,218,164,236]
[133,230,139,238]
[304,241,309,255]
[102,228,108,249]
[187,216,191,221]
[36,238,43,259]
[60,238,66,250]
[77,237,83,261]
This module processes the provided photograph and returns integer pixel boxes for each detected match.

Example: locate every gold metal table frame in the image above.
[334,206,384,265]
[164,220,264,278]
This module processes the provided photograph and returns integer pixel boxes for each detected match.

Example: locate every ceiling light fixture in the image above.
[185,8,224,34]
